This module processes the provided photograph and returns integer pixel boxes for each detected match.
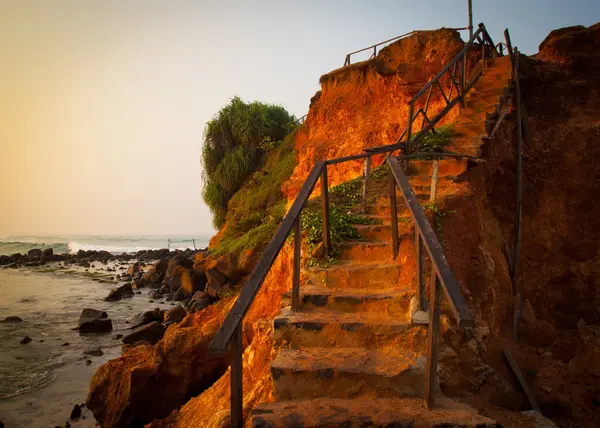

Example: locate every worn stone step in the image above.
[273,308,427,349]
[252,397,497,427]
[367,197,428,217]
[466,86,506,100]
[303,261,401,290]
[297,285,412,316]
[353,222,413,241]
[337,240,393,262]
[452,122,486,137]
[271,347,426,401]
[461,103,499,117]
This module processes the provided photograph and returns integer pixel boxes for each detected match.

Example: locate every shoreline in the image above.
[0,247,209,427]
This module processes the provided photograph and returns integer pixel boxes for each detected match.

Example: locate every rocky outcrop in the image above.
[130,308,165,329]
[78,308,113,333]
[105,283,134,301]
[537,23,600,70]
[87,304,231,427]
[284,28,466,200]
[122,321,166,345]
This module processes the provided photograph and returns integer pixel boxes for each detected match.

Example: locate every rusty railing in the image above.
[343,27,470,67]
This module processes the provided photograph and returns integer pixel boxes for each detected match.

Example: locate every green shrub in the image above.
[202,96,297,228]
[416,124,453,153]
[211,133,297,257]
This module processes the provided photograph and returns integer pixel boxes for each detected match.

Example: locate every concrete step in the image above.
[273,308,427,349]
[252,397,497,427]
[354,223,393,241]
[270,347,426,400]
[303,261,401,290]
[461,103,499,117]
[297,285,412,316]
[337,240,394,262]
[452,122,486,137]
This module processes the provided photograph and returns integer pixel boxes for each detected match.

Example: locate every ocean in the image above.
[0,235,211,256]
[0,235,211,427]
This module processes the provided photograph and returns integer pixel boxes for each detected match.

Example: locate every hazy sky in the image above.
[0,1,598,236]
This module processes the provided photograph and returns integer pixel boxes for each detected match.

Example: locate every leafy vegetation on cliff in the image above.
[211,131,297,257]
[202,97,297,228]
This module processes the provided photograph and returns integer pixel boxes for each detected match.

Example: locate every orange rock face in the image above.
[284,29,465,200]
[87,303,231,427]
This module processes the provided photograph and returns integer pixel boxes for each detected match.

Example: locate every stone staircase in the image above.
[251,56,513,427]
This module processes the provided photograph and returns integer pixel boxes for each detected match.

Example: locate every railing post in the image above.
[230,326,243,427]
[320,165,331,260]
[406,102,414,154]
[424,270,442,409]
[504,29,515,78]
[291,215,301,312]
[481,37,486,75]
[468,0,473,40]
[461,51,467,108]
[415,231,426,311]
[430,159,439,203]
[405,102,415,171]
[361,156,372,213]
[388,168,399,259]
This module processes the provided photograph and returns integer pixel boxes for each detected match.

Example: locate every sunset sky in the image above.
[1,0,598,236]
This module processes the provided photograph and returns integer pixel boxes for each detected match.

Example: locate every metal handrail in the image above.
[343,27,470,67]
[365,23,502,155]
[386,155,473,407]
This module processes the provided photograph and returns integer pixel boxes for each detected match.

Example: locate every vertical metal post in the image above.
[468,0,473,40]
[504,29,514,78]
[405,102,415,171]
[461,52,467,108]
[291,215,301,312]
[320,165,331,261]
[361,156,372,213]
[481,39,486,75]
[415,231,426,311]
[424,269,442,409]
[511,49,523,288]
[406,102,414,154]
[389,169,399,259]
[430,159,439,203]
[230,326,243,427]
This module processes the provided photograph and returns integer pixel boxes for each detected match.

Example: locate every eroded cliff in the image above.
[87,24,600,428]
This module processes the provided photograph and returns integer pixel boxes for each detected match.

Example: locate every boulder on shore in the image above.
[180,269,207,294]
[2,316,23,323]
[81,308,107,319]
[27,248,43,261]
[105,283,134,301]
[20,336,32,344]
[130,308,164,329]
[164,305,186,324]
[42,247,54,259]
[122,321,165,345]
[78,309,112,333]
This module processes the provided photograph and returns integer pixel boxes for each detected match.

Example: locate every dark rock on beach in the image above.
[122,321,165,345]
[27,248,43,261]
[1,316,23,323]
[105,283,134,301]
[70,404,82,420]
[130,308,164,329]
[83,347,104,357]
[78,308,112,333]
[20,336,32,345]
[164,305,186,324]
[81,308,107,319]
